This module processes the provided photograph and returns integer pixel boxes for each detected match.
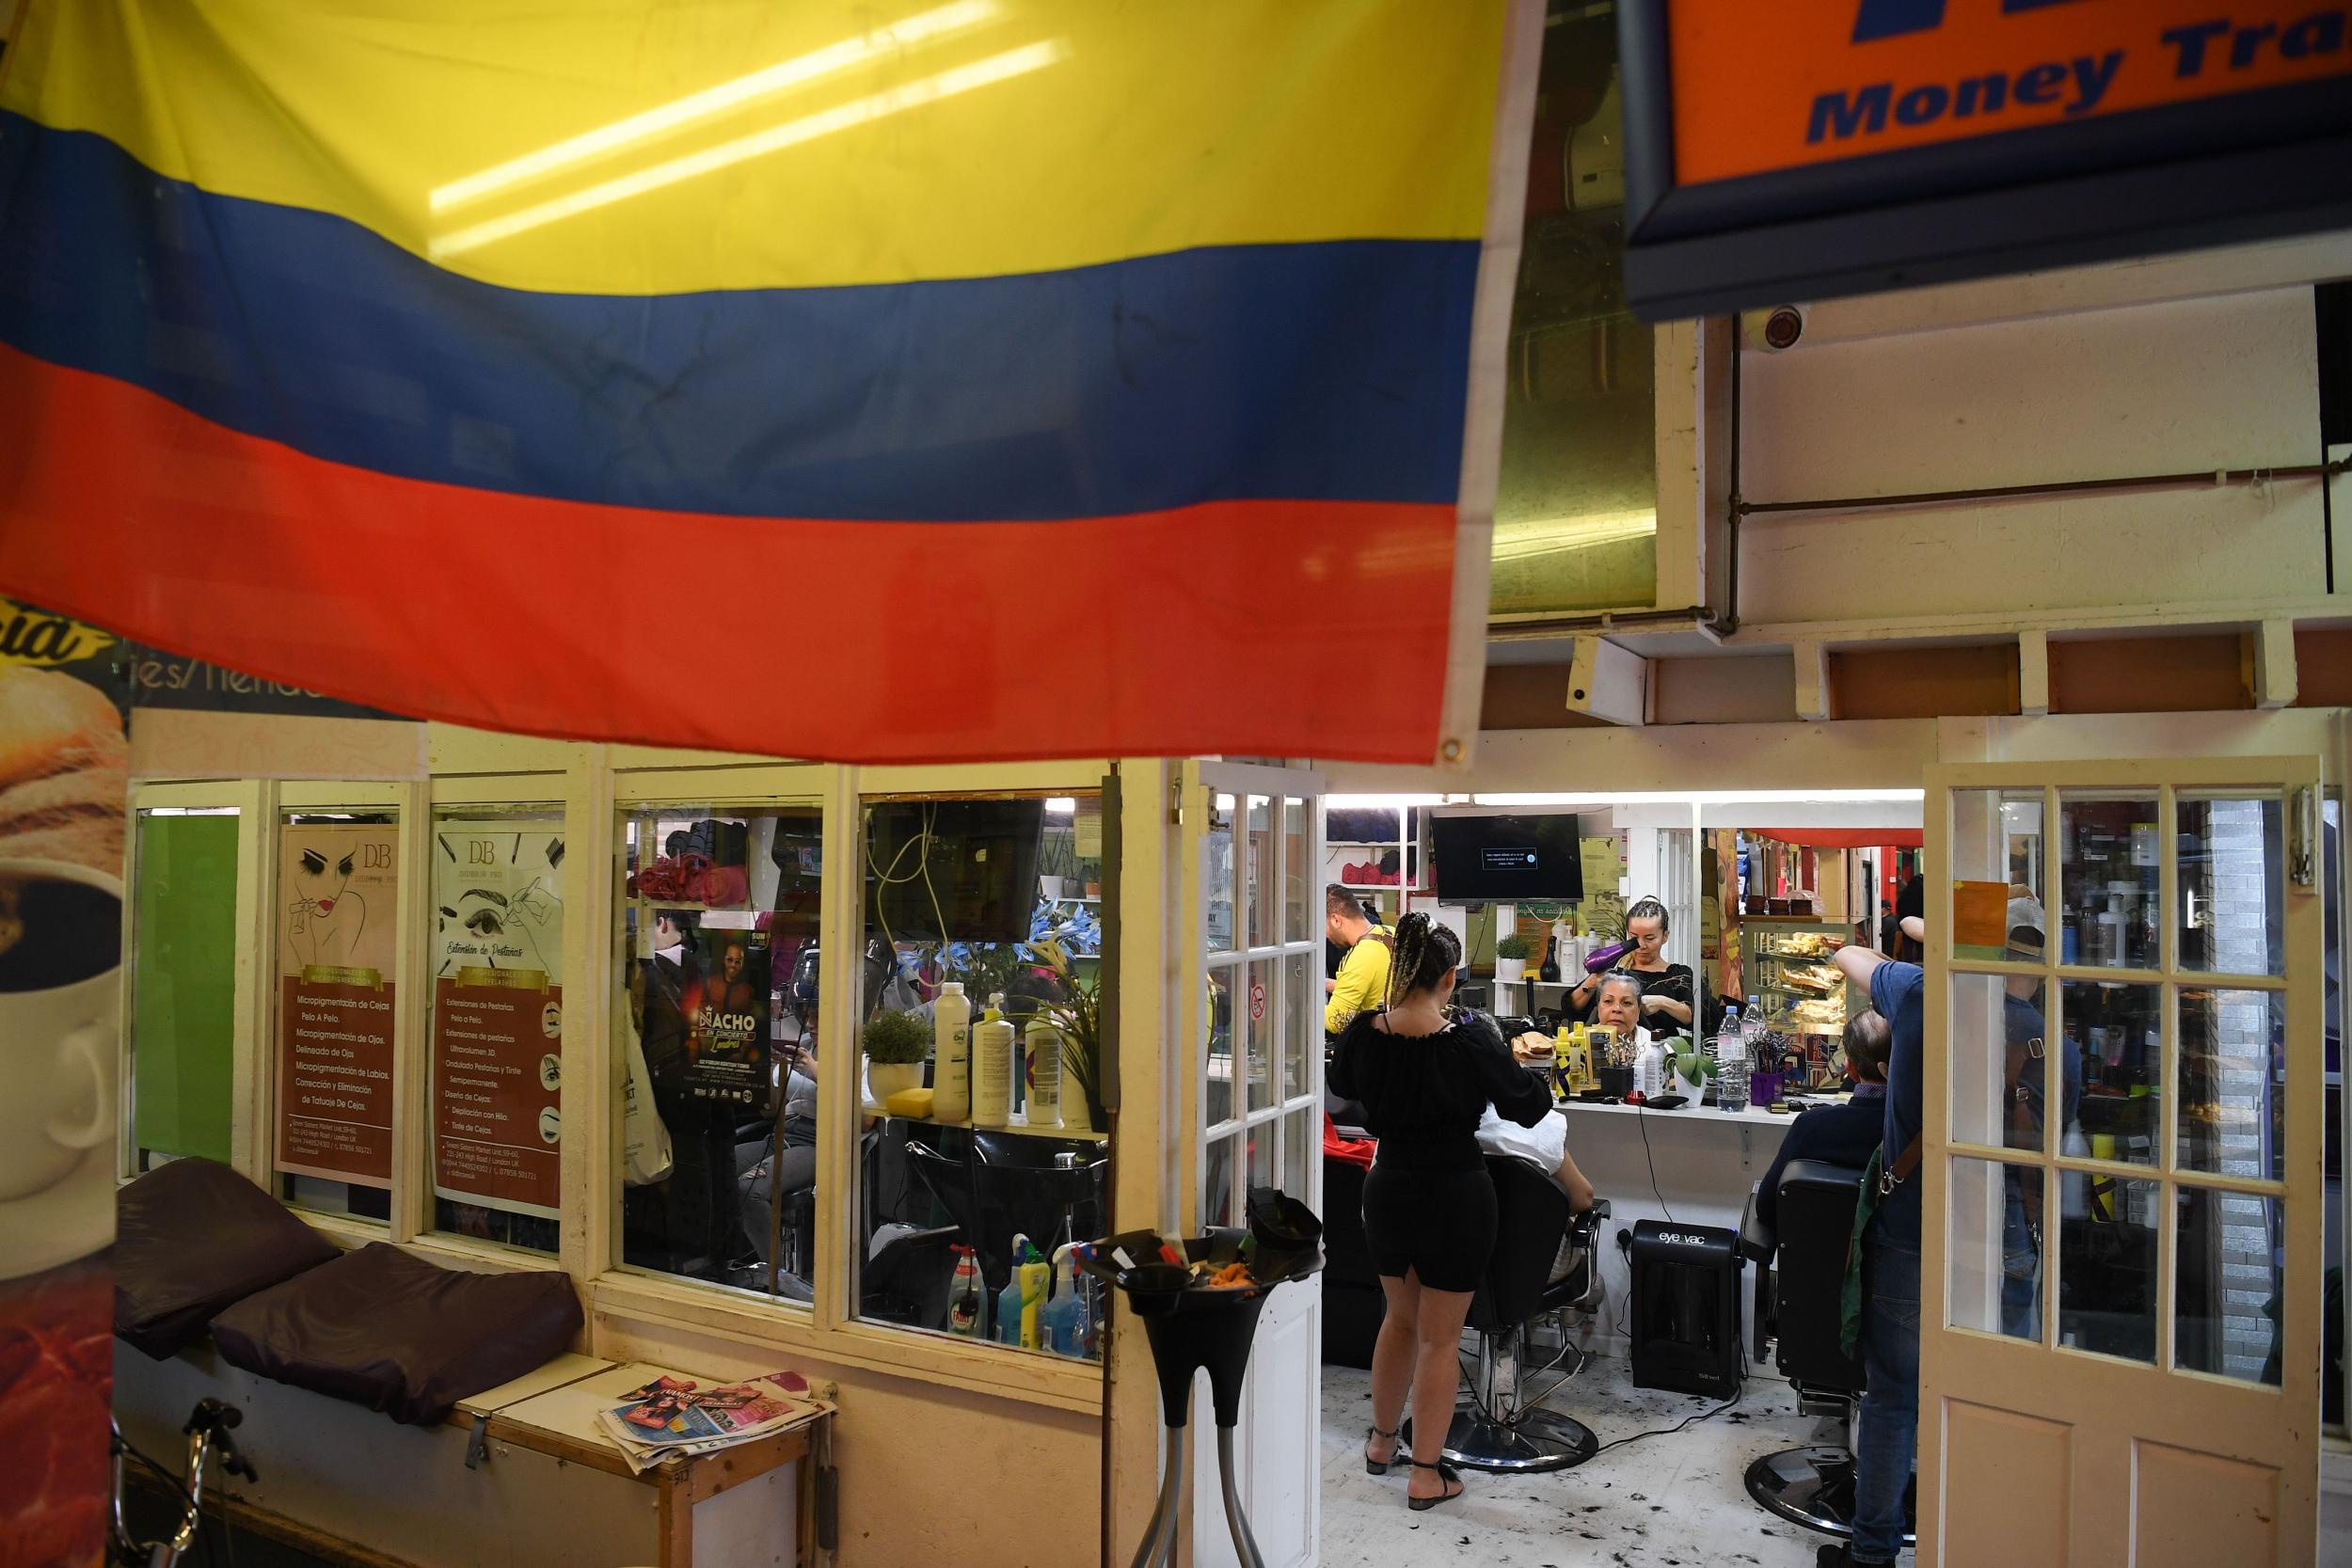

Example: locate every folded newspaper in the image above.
[594,1371,831,1475]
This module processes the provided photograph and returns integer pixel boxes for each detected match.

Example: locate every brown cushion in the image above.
[114,1157,341,1359]
[211,1243,582,1424]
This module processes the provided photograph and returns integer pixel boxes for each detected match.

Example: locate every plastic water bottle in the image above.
[1717,1005,1750,1113]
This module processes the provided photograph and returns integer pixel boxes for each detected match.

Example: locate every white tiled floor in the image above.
[1319,1354,1845,1568]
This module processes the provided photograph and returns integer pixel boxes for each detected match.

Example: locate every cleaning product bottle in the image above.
[1017,1239,1051,1350]
[994,1233,1030,1346]
[1041,1243,1087,1357]
[1633,1033,1666,1101]
[947,1244,985,1338]
[973,994,1014,1127]
[933,982,972,1123]
[1024,1013,1062,1128]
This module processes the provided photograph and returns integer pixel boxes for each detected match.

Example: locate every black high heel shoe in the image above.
[1363,1424,1400,1475]
[1406,1457,1464,1511]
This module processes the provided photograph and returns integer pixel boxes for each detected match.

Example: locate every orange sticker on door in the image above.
[1952,879,2011,959]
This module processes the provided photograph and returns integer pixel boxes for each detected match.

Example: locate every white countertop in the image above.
[1553,1097,1820,1129]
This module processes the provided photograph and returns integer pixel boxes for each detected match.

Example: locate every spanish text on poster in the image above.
[431,825,565,1217]
[276,823,398,1186]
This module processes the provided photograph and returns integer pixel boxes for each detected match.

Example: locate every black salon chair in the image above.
[1319,1153,1383,1369]
[1435,1156,1609,1473]
[1740,1159,1915,1546]
[862,1223,961,1330]
[904,1134,1104,1293]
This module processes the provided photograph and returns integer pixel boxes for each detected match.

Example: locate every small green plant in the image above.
[861,1008,931,1065]
[1494,934,1533,961]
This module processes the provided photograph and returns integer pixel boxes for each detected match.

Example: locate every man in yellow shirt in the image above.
[1324,885,1394,1035]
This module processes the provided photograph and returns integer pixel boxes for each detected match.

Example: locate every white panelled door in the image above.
[1922,759,2323,1567]
[1183,763,1325,1568]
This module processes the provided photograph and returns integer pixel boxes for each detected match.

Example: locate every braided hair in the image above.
[1385,911,1462,1006]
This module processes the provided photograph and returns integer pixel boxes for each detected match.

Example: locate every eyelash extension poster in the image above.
[430,825,565,1218]
[276,821,400,1187]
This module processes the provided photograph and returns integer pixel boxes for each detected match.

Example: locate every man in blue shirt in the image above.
[1755,1008,1892,1233]
[1824,932,1925,1568]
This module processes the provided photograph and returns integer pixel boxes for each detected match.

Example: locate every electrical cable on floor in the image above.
[1590,1339,1749,1457]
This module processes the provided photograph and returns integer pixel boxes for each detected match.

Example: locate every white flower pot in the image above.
[1041,876,1068,901]
[866,1060,925,1106]
[1494,958,1527,986]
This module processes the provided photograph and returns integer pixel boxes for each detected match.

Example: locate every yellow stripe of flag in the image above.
[6,0,1506,296]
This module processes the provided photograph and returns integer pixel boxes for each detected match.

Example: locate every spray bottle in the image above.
[1040,1243,1087,1357]
[973,994,1014,1127]
[946,1244,985,1338]
[994,1233,1031,1346]
[932,982,972,1123]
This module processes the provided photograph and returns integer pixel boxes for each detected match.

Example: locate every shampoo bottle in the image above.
[947,1244,985,1338]
[1024,1015,1062,1127]
[1040,1244,1086,1357]
[933,982,972,1123]
[994,1233,1031,1346]
[973,994,1014,1127]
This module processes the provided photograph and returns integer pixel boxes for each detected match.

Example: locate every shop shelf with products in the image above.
[1740,920,1859,1089]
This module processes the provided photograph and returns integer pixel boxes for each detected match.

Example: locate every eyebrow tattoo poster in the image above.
[277,821,400,1186]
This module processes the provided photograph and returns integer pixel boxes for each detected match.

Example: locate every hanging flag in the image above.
[0,0,1534,764]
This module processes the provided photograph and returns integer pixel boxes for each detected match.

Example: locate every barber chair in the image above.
[1435,1156,1610,1472]
[1740,1160,1915,1545]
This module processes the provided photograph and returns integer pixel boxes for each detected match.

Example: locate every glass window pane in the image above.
[1206,795,1236,954]
[428,808,564,1255]
[616,802,822,1305]
[1206,964,1235,1128]
[1282,800,1309,945]
[1281,1106,1312,1203]
[2059,1174,2159,1363]
[1948,1156,2042,1342]
[1283,951,1311,1101]
[2180,988,2285,1184]
[1951,973,2062,1154]
[1245,796,1272,949]
[1248,1118,1276,1196]
[276,810,400,1225]
[2175,1187,2282,1386]
[2058,794,2159,970]
[1205,1132,1238,1229]
[1490,11,1658,618]
[1246,958,1274,1115]
[1951,788,2042,962]
[2177,794,2284,976]
[2064,980,2154,1166]
[129,809,239,1171]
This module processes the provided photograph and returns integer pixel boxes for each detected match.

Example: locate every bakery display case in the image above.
[1742,920,1855,1086]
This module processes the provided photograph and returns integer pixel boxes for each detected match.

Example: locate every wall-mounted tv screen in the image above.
[1429,813,1583,904]
[865,800,1045,943]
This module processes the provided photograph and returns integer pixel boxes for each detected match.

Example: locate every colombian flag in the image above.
[0,2,1532,763]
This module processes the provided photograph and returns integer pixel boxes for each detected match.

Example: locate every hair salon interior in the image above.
[9,5,2352,1568]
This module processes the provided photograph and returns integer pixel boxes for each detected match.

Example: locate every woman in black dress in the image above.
[1329,913,1552,1510]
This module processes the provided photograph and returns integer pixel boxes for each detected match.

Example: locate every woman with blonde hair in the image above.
[1328,911,1551,1511]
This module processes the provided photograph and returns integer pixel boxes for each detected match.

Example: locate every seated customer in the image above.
[1588,971,1645,1045]
[1477,1033,1597,1282]
[1755,1009,1890,1233]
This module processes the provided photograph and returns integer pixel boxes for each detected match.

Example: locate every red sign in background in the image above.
[432,977,562,1216]
[277,975,395,1186]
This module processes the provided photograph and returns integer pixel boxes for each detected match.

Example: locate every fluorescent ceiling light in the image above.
[429,0,1000,214]
[1491,510,1659,561]
[1044,797,1076,816]
[433,40,1065,259]
[1466,790,1924,805]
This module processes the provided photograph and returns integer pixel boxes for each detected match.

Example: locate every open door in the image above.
[1181,763,1325,1568]
[1922,760,2324,1566]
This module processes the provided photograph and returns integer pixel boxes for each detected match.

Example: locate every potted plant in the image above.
[1029,940,1105,1132]
[1493,933,1532,987]
[862,1008,930,1106]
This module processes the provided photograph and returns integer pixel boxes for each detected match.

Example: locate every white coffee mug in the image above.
[0,858,119,1204]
